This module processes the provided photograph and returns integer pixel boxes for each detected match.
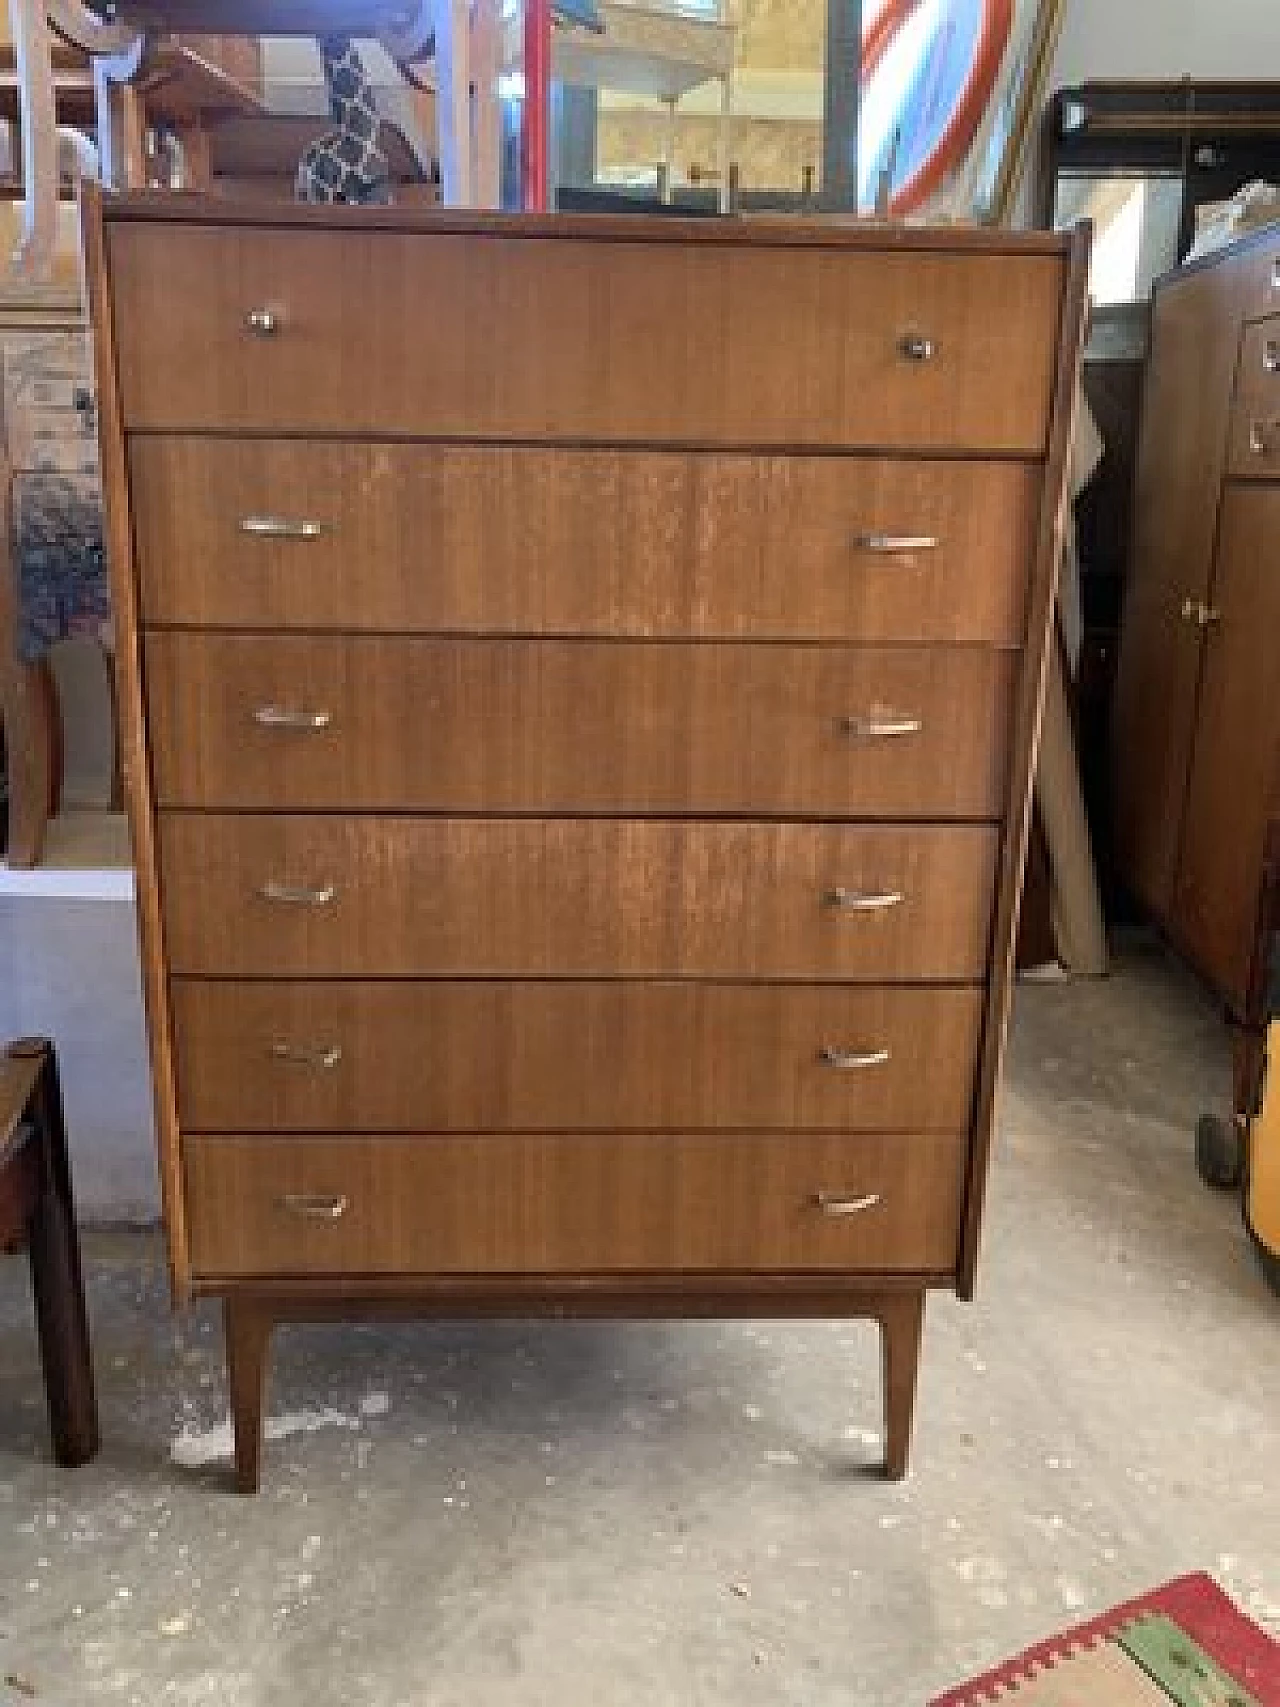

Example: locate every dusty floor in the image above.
[1,940,1278,1706]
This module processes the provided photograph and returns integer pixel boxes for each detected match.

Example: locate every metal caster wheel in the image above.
[1195,1113,1244,1190]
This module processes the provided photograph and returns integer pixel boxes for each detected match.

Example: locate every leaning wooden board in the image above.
[83,188,1089,1492]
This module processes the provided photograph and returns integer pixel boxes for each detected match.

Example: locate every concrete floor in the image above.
[1,940,1278,1706]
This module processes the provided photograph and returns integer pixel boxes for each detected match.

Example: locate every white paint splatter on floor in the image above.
[170,1409,362,1468]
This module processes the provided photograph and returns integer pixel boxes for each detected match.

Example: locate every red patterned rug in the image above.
[932,1575,1280,1705]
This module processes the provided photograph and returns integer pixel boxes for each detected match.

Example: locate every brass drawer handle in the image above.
[1180,598,1223,630]
[1264,340,1280,375]
[240,515,326,541]
[1249,419,1279,456]
[839,713,923,740]
[811,1191,882,1218]
[853,533,939,555]
[258,879,337,908]
[269,1042,343,1070]
[818,1045,891,1070]
[823,887,905,914]
[252,705,333,732]
[898,333,937,362]
[245,307,281,337]
[278,1193,348,1221]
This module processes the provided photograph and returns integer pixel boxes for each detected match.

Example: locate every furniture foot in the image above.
[877,1291,925,1481]
[4,1039,99,1467]
[224,1296,274,1495]
[28,1170,100,1465]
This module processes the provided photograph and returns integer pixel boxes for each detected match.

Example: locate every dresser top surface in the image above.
[90,186,1078,259]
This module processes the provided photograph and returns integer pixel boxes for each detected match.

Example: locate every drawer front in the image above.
[183,1131,967,1278]
[131,440,1040,645]
[158,816,998,981]
[146,634,1018,820]
[171,981,984,1133]
[110,226,1063,451]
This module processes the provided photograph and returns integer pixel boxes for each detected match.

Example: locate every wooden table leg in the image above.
[225,1295,274,1496]
[877,1290,925,1481]
[14,1040,99,1467]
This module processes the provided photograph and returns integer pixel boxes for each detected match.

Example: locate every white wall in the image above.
[1052,0,1280,85]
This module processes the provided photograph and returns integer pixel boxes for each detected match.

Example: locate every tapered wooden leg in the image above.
[878,1291,925,1481]
[28,1185,100,1466]
[224,1296,273,1496]
[21,1041,99,1468]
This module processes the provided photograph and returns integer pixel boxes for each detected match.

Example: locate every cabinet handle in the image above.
[1180,598,1223,630]
[853,533,939,555]
[1273,256,1280,292]
[258,879,337,908]
[1264,341,1280,375]
[240,515,325,541]
[839,713,923,740]
[1249,419,1279,456]
[252,705,333,731]
[823,887,904,913]
[811,1191,882,1218]
[245,307,281,337]
[278,1193,348,1221]
[818,1045,891,1070]
[898,333,937,362]
[269,1042,343,1069]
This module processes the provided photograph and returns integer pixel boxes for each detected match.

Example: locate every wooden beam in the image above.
[8,0,60,279]
[94,59,147,188]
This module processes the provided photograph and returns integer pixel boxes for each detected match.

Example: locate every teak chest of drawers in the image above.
[84,190,1088,1493]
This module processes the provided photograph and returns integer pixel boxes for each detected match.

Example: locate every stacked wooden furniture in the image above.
[84,189,1087,1493]
[1112,225,1280,1067]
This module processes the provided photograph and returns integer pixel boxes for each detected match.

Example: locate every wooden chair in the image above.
[0,1037,99,1467]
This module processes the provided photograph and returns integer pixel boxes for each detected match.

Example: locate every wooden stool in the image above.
[0,1037,99,1466]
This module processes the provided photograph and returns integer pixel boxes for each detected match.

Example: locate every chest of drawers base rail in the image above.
[84,187,1090,1494]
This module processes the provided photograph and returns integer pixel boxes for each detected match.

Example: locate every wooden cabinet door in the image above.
[1111,256,1244,919]
[1172,483,1280,1009]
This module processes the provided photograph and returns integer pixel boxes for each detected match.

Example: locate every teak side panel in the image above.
[183,1131,968,1279]
[145,633,1019,820]
[170,981,984,1135]
[130,440,1041,646]
[156,816,998,982]
[1111,247,1251,922]
[958,223,1091,1297]
[1171,484,1280,1009]
[109,226,1063,451]
[79,187,192,1298]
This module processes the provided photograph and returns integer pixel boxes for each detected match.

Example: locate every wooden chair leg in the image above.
[878,1291,925,1481]
[20,1040,99,1467]
[225,1296,274,1496]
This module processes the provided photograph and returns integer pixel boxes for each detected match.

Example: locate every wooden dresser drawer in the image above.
[132,440,1040,645]
[183,1130,967,1279]
[146,635,1017,820]
[110,224,1062,451]
[1227,394,1280,480]
[158,816,997,981]
[171,981,983,1134]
